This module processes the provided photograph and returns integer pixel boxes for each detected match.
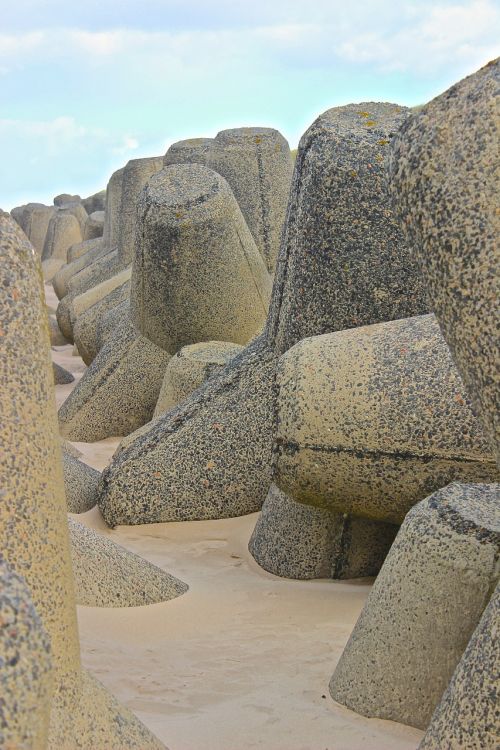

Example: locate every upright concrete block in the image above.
[63,452,101,513]
[207,127,293,272]
[82,210,105,241]
[118,156,163,264]
[131,164,271,352]
[41,212,82,280]
[390,59,500,463]
[275,315,499,524]
[164,137,213,166]
[249,484,398,580]
[97,102,428,525]
[419,580,500,749]
[52,237,108,300]
[0,212,164,748]
[73,277,131,365]
[329,483,500,729]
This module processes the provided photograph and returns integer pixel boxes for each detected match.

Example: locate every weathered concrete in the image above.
[130,164,271,352]
[54,193,80,206]
[25,205,55,255]
[0,559,52,750]
[164,137,213,167]
[97,102,428,526]
[275,315,499,524]
[41,212,82,280]
[59,316,170,441]
[0,212,164,748]
[82,210,105,241]
[73,277,131,365]
[69,519,188,607]
[249,484,398,580]
[207,127,293,272]
[419,580,500,749]
[118,156,163,264]
[67,236,103,263]
[390,59,500,463]
[52,237,108,300]
[155,341,244,416]
[102,167,125,250]
[53,361,74,384]
[63,452,100,513]
[330,482,500,729]
[82,189,106,215]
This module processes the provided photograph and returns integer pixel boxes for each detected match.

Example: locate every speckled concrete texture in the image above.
[390,59,500,463]
[53,361,75,384]
[267,102,428,355]
[59,315,170,441]
[96,298,129,350]
[118,156,163,264]
[98,336,276,524]
[25,205,55,255]
[63,453,100,513]
[0,211,165,749]
[330,482,500,729]
[60,201,88,232]
[54,193,81,206]
[49,314,69,345]
[73,277,131,364]
[56,250,125,341]
[41,212,82,280]
[67,235,103,263]
[82,210,104,241]
[131,164,271,352]
[249,484,398,580]
[10,202,44,234]
[97,102,434,525]
[419,579,500,749]
[82,189,106,215]
[154,340,244,416]
[207,127,293,272]
[276,314,499,524]
[0,558,52,750]
[52,238,108,300]
[164,137,213,166]
[102,166,124,250]
[69,518,188,607]
[71,266,131,331]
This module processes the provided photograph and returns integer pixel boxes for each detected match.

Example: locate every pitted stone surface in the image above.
[98,337,276,525]
[249,484,398,580]
[56,249,125,341]
[69,518,188,607]
[82,189,106,215]
[102,167,125,250]
[59,316,170,441]
[390,59,500,463]
[118,156,163,264]
[67,236,103,263]
[330,482,500,730]
[419,580,500,749]
[53,237,108,300]
[53,361,74,384]
[63,453,100,513]
[41,212,82,280]
[0,559,52,750]
[0,211,166,748]
[73,278,131,364]
[25,205,55,255]
[164,137,213,167]
[207,127,293,272]
[276,314,499,524]
[268,102,428,355]
[154,340,244,416]
[131,163,271,352]
[98,102,434,525]
[96,298,130,350]
[83,210,105,241]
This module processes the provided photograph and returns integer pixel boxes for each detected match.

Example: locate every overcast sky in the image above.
[1,0,498,209]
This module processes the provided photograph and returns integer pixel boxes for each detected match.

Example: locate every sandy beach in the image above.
[49,282,424,750]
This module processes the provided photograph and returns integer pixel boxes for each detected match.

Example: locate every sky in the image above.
[1,0,499,210]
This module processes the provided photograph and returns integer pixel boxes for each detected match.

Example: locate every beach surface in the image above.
[49,283,423,750]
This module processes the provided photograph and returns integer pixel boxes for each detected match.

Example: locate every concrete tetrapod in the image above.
[0,212,164,748]
[163,137,213,167]
[419,580,500,750]
[249,484,398,580]
[329,482,500,730]
[154,341,244,416]
[59,315,170,441]
[73,277,131,364]
[69,519,188,607]
[82,189,106,215]
[82,210,104,241]
[53,361,74,384]
[67,236,103,263]
[130,164,272,352]
[97,102,428,526]
[275,315,499,524]
[207,127,293,272]
[63,453,101,513]
[25,205,55,255]
[0,559,52,750]
[118,156,164,265]
[390,58,500,463]
[41,212,82,281]
[52,237,107,300]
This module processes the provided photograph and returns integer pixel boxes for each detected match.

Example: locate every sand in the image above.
[48,283,424,750]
